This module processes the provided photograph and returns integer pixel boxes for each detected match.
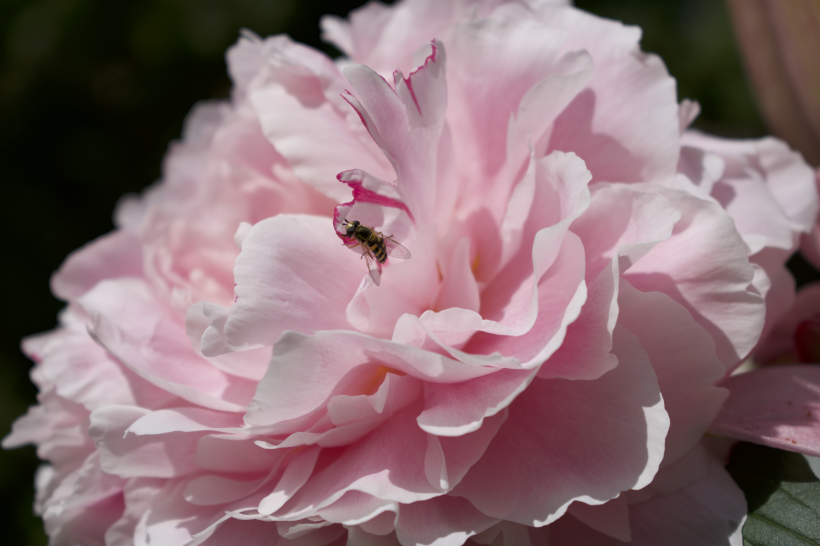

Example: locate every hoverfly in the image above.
[342,219,411,286]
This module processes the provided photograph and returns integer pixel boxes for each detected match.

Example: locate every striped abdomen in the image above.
[367,234,388,263]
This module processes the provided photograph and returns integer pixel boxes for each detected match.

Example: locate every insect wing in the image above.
[361,246,383,286]
[384,237,411,259]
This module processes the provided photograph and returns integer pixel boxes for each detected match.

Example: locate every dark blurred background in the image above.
[0,0,812,544]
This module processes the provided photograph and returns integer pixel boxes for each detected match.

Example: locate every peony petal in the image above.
[2,389,91,453]
[395,495,499,546]
[537,258,619,380]
[617,280,727,465]
[41,488,125,546]
[259,447,322,515]
[269,374,422,449]
[540,7,680,184]
[710,365,820,456]
[105,478,164,546]
[274,401,440,516]
[139,481,253,545]
[626,441,712,505]
[346,526,402,546]
[434,411,507,491]
[570,185,681,281]
[186,301,232,358]
[548,457,745,546]
[446,15,580,201]
[199,518,341,546]
[566,495,630,542]
[318,490,398,527]
[417,370,535,437]
[506,52,594,177]
[433,238,480,315]
[453,324,668,526]
[127,407,244,436]
[495,150,592,280]
[194,435,283,475]
[320,0,468,74]
[184,474,269,507]
[245,330,497,429]
[51,230,144,301]
[225,31,263,99]
[751,248,796,354]
[469,520,549,546]
[682,133,818,236]
[249,35,392,201]
[186,302,271,380]
[21,311,146,410]
[678,99,701,134]
[343,40,447,223]
[276,521,346,545]
[79,279,256,412]
[464,231,587,366]
[89,406,200,478]
[801,169,820,269]
[674,145,725,199]
[625,187,765,369]
[197,519,285,545]
[394,41,448,131]
[215,215,363,353]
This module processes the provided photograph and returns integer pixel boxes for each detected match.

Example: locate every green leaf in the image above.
[726,442,820,545]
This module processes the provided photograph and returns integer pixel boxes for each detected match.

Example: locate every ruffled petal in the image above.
[447,15,590,192]
[537,7,680,184]
[453,324,668,526]
[566,496,630,542]
[537,259,618,380]
[682,132,818,238]
[248,35,393,201]
[395,496,499,546]
[618,280,727,465]
[463,231,587,366]
[571,185,681,280]
[416,369,535,437]
[549,456,745,546]
[79,279,256,412]
[89,406,199,478]
[201,215,363,354]
[343,40,447,223]
[625,187,765,369]
[20,310,144,410]
[105,478,164,546]
[51,230,144,301]
[273,401,441,514]
[245,330,498,429]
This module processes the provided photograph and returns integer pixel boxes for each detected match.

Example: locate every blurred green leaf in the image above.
[727,442,820,545]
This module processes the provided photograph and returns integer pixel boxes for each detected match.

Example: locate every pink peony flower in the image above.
[6,1,819,545]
